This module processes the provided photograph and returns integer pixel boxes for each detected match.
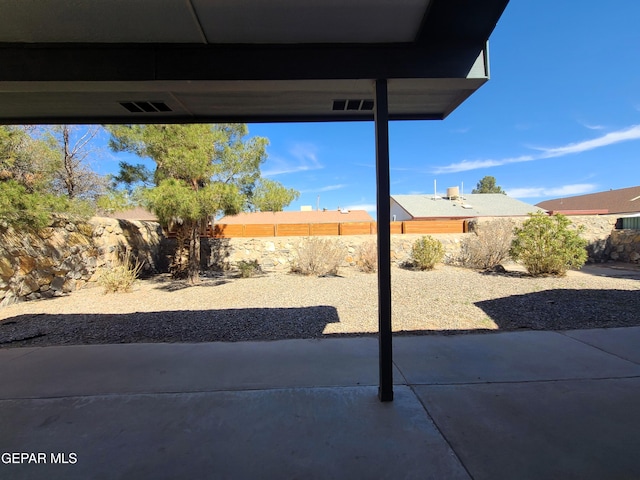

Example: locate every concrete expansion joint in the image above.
[0,384,383,402]
[557,331,640,366]
[407,375,640,388]
[406,382,475,479]
[392,359,410,386]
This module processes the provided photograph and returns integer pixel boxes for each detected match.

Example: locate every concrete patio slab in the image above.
[580,262,640,280]
[0,338,402,399]
[393,330,640,385]
[1,328,639,479]
[563,326,640,364]
[0,386,469,480]
[0,346,37,361]
[414,377,640,480]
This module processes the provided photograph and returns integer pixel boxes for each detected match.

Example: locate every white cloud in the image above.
[344,203,377,213]
[535,125,640,157]
[431,124,640,174]
[507,183,597,199]
[352,162,374,169]
[262,143,323,176]
[431,155,535,174]
[582,123,606,131]
[300,184,346,193]
[504,187,542,198]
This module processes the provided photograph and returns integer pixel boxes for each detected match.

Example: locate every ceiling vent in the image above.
[120,101,172,113]
[332,99,374,111]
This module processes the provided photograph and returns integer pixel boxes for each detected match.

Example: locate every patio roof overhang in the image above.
[0,0,510,401]
[0,0,509,124]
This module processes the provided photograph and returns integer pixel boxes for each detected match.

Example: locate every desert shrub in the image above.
[357,240,378,273]
[410,235,444,270]
[237,259,261,278]
[291,237,345,276]
[460,219,514,269]
[98,248,143,293]
[510,213,587,276]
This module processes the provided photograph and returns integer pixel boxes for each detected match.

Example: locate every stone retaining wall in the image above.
[2,213,637,307]
[473,215,621,263]
[203,214,635,271]
[202,234,466,273]
[0,216,163,306]
[609,230,640,263]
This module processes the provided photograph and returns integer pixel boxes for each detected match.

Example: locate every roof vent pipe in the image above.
[432,179,441,200]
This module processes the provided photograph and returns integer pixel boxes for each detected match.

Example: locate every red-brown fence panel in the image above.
[310,223,340,236]
[390,222,402,234]
[339,222,374,235]
[244,224,276,237]
[213,224,244,238]
[276,223,311,236]
[211,219,466,238]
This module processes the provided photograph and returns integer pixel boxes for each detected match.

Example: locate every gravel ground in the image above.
[1,263,639,348]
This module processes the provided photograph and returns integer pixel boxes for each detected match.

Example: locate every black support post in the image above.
[374,79,393,402]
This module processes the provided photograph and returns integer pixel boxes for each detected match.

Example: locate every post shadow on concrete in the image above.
[0,306,340,348]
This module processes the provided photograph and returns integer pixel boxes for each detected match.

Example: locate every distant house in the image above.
[216,209,375,237]
[104,207,158,222]
[218,209,374,224]
[390,193,544,221]
[535,186,640,216]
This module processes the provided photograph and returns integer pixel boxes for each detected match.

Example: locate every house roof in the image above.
[103,207,158,222]
[535,186,640,215]
[0,0,509,123]
[392,194,544,218]
[218,210,374,225]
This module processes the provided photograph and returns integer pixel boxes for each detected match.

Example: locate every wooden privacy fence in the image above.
[210,219,467,238]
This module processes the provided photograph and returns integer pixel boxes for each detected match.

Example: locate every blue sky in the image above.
[97,0,640,216]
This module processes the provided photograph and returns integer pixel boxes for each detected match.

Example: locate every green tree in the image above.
[107,124,268,283]
[472,176,506,194]
[95,190,132,215]
[0,125,56,192]
[0,180,68,230]
[0,126,95,230]
[99,161,155,215]
[110,161,153,193]
[39,125,107,201]
[510,213,587,276]
[252,178,299,212]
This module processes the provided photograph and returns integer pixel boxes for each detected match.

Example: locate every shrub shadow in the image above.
[152,279,231,292]
[479,268,530,278]
[0,306,340,348]
[475,289,640,331]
